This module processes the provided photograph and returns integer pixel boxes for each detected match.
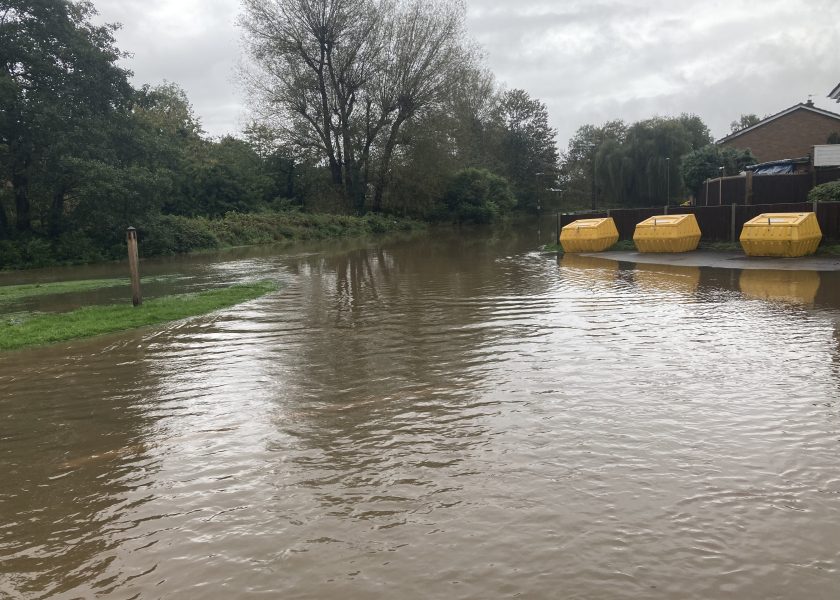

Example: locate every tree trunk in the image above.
[0,195,8,238]
[49,186,66,237]
[372,115,408,212]
[12,170,31,232]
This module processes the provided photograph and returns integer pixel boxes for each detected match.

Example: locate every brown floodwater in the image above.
[3,226,840,599]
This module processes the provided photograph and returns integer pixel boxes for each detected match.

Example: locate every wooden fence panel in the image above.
[751,174,812,204]
[559,202,840,243]
[816,168,840,185]
[609,208,659,239]
[817,202,840,240]
[688,206,732,241]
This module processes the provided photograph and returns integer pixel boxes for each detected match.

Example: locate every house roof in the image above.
[716,102,840,145]
[831,82,840,102]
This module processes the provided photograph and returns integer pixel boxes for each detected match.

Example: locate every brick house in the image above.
[716,101,840,162]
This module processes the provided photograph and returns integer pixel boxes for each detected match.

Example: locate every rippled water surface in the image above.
[3,228,840,599]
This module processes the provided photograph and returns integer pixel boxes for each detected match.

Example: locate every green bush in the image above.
[0,241,23,269]
[139,215,220,257]
[22,238,55,268]
[808,181,840,203]
[444,168,517,224]
[53,233,105,264]
[1,210,423,270]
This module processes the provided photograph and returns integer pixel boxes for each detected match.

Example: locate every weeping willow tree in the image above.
[564,114,712,209]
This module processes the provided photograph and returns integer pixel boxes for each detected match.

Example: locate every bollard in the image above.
[126,226,142,306]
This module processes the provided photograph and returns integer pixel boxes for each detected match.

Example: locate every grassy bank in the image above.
[0,210,426,271]
[0,280,278,351]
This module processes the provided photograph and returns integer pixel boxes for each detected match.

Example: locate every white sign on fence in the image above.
[814,145,840,167]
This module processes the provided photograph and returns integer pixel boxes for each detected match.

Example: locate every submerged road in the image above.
[583,249,840,271]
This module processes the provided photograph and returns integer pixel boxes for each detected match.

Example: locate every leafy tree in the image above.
[0,0,132,235]
[444,168,516,223]
[492,89,559,212]
[729,114,762,134]
[680,144,756,196]
[240,0,469,213]
[562,114,712,208]
[560,120,627,209]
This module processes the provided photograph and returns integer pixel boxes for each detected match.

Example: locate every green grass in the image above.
[698,241,741,252]
[816,243,840,256]
[0,275,177,304]
[0,280,278,351]
[0,278,127,302]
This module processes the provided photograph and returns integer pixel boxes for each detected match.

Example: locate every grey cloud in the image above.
[468,0,840,148]
[90,0,840,149]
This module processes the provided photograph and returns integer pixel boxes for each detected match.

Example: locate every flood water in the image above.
[3,225,840,599]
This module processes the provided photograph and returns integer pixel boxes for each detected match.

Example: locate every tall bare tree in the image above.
[240,0,468,213]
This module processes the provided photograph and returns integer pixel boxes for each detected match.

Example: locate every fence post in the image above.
[745,171,753,205]
[730,203,738,243]
[664,205,669,215]
[127,226,142,307]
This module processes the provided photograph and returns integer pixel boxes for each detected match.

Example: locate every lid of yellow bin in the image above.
[636,214,692,227]
[743,213,811,226]
[563,218,608,229]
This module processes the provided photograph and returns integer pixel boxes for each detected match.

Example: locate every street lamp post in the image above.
[718,166,724,205]
[590,148,597,211]
[551,188,563,245]
[535,172,544,215]
[535,172,544,240]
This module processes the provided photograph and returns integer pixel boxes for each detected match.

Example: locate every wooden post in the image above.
[744,171,753,205]
[730,203,738,243]
[126,226,142,307]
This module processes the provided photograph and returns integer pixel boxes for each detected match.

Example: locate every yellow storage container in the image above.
[632,213,701,253]
[739,212,822,257]
[559,217,619,253]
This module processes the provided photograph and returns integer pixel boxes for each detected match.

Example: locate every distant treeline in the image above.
[0,0,561,268]
[2,0,764,270]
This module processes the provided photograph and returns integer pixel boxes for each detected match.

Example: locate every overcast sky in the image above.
[94,0,840,151]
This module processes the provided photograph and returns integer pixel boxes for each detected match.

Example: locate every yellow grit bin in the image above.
[739,212,822,258]
[632,213,701,253]
[559,217,619,253]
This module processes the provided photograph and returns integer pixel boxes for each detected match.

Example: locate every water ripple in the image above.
[3,236,840,598]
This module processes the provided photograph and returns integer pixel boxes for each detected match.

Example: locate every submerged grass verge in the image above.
[0,275,177,304]
[0,280,278,352]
